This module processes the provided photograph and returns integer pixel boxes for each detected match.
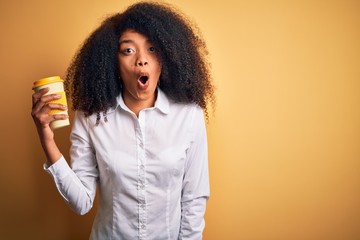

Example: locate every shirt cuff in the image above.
[43,156,71,180]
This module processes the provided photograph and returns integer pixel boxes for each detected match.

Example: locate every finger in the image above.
[40,94,62,105]
[32,93,61,113]
[52,113,69,120]
[32,87,49,104]
[31,102,66,122]
[46,103,68,111]
[40,103,67,115]
[32,107,68,126]
[35,113,68,129]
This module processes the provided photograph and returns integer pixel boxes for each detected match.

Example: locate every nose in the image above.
[136,60,148,66]
[136,53,148,67]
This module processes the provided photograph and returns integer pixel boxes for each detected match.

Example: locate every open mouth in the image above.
[138,72,150,85]
[139,75,149,84]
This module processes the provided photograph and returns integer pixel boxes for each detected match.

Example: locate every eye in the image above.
[121,48,135,55]
[149,46,156,53]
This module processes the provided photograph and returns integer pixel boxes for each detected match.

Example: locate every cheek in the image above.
[117,58,123,74]
[155,62,162,76]
[118,68,131,85]
[118,61,130,78]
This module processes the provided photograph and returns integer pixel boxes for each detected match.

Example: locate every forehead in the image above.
[119,29,150,44]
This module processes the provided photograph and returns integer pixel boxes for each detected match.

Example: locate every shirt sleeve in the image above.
[179,106,210,239]
[44,111,98,215]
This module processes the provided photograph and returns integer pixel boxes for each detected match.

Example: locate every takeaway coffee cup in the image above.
[32,76,70,129]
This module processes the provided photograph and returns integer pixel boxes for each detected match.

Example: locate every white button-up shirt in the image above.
[45,89,210,240]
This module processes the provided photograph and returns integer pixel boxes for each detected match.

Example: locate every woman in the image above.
[31,2,215,239]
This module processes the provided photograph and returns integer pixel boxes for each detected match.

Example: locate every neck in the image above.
[122,91,157,117]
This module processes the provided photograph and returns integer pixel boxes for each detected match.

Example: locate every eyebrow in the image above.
[119,39,134,45]
[119,39,152,46]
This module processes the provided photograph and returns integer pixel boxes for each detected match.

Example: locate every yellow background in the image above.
[1,0,359,239]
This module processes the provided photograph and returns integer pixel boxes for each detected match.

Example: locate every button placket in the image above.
[137,114,147,237]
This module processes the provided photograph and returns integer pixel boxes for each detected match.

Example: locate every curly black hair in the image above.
[65,1,215,120]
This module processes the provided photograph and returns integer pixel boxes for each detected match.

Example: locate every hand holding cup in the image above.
[31,76,70,129]
[31,76,70,143]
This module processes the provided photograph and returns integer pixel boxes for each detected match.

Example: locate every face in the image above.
[118,29,162,108]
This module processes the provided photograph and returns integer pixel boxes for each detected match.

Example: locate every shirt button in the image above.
[141,224,146,229]
[140,165,145,170]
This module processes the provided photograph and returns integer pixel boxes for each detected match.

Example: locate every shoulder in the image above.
[168,99,203,119]
[157,89,202,117]
[166,99,205,134]
[72,110,98,130]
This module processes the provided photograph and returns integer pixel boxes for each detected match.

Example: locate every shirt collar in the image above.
[116,88,170,115]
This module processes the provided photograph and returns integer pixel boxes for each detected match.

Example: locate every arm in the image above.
[31,87,68,166]
[179,107,210,239]
[44,111,98,215]
[32,88,98,215]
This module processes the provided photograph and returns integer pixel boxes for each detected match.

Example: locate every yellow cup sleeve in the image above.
[48,91,68,115]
